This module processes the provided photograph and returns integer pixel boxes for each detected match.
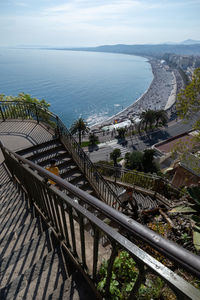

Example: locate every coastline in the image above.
[91,58,181,130]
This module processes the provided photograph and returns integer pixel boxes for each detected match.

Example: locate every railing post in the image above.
[34,103,39,123]
[56,116,61,138]
[0,106,5,121]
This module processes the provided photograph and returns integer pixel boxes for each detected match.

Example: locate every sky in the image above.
[0,0,200,47]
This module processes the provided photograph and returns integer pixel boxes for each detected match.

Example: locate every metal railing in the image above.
[1,142,200,299]
[95,163,182,199]
[0,101,122,210]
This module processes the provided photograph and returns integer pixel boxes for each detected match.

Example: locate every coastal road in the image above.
[88,117,198,162]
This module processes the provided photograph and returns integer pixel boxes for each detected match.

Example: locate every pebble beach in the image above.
[91,58,184,130]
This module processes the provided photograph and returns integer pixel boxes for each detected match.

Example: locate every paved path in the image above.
[0,120,53,163]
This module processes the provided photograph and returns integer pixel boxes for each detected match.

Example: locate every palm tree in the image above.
[70,118,89,145]
[155,110,168,127]
[140,110,156,131]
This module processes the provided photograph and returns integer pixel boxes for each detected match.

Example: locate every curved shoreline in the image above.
[91,58,180,130]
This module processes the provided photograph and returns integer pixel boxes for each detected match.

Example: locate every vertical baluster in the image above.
[78,213,87,270]
[34,181,47,214]
[52,193,66,240]
[49,190,61,233]
[59,199,71,248]
[42,185,55,225]
[104,244,118,297]
[0,106,5,121]
[128,262,145,300]
[92,226,100,281]
[68,206,78,257]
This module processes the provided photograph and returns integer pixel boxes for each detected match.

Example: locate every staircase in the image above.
[17,138,98,198]
[0,164,95,299]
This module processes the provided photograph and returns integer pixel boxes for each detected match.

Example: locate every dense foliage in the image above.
[125,149,160,174]
[139,109,168,132]
[97,250,175,300]
[177,67,200,141]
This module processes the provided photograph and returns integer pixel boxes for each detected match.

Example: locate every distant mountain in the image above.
[180,39,200,45]
[63,43,200,58]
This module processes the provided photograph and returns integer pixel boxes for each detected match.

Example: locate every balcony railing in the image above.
[0,101,122,210]
[1,141,200,300]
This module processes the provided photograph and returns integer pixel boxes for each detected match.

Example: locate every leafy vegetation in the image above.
[175,67,200,173]
[116,127,127,139]
[110,149,121,166]
[89,133,99,145]
[97,250,176,300]
[139,109,168,132]
[0,93,54,125]
[125,149,160,174]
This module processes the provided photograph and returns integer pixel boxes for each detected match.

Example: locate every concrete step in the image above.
[0,217,41,259]
[0,247,68,300]
[47,271,95,300]
[0,229,53,288]
[38,152,72,167]
[27,145,66,162]
[17,138,60,157]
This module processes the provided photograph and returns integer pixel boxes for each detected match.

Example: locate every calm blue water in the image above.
[0,49,153,128]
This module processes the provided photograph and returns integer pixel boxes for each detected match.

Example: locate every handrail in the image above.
[0,100,122,208]
[95,163,182,198]
[1,140,200,280]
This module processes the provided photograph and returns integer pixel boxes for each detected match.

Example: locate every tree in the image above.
[177,68,200,133]
[155,110,168,127]
[89,133,99,145]
[142,149,159,173]
[110,148,121,166]
[117,127,127,139]
[175,67,200,172]
[140,110,156,131]
[125,149,160,173]
[70,118,89,145]
[125,151,143,171]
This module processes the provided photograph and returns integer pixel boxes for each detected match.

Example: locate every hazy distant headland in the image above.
[50,42,200,57]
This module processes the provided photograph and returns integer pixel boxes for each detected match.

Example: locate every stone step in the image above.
[0,217,41,259]
[0,229,53,288]
[0,247,68,300]
[17,138,60,157]
[47,271,95,300]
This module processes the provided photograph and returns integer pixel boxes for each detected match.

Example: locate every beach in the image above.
[91,58,184,130]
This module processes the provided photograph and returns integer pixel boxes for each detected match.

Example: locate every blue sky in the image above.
[0,0,200,47]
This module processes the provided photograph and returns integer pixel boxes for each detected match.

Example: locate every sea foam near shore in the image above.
[90,59,179,130]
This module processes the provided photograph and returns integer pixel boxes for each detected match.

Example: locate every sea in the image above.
[0,48,153,128]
